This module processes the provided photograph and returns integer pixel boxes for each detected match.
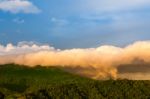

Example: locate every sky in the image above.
[0,0,150,49]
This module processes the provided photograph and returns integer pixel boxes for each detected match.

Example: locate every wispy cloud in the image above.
[51,17,69,26]
[76,0,150,13]
[0,0,41,14]
[13,17,24,24]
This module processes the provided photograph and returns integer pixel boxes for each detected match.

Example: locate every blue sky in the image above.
[0,0,150,49]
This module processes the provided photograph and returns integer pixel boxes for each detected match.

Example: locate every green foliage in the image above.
[0,64,150,99]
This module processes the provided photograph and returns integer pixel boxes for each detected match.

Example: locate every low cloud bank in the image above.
[0,41,150,80]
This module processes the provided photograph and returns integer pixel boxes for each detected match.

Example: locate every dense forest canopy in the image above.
[0,64,149,99]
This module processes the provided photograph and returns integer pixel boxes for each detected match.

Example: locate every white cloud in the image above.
[0,0,41,14]
[0,41,54,55]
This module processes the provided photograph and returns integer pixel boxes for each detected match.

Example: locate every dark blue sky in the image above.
[0,0,150,49]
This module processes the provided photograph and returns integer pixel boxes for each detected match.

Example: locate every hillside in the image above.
[0,64,150,99]
[0,64,91,98]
